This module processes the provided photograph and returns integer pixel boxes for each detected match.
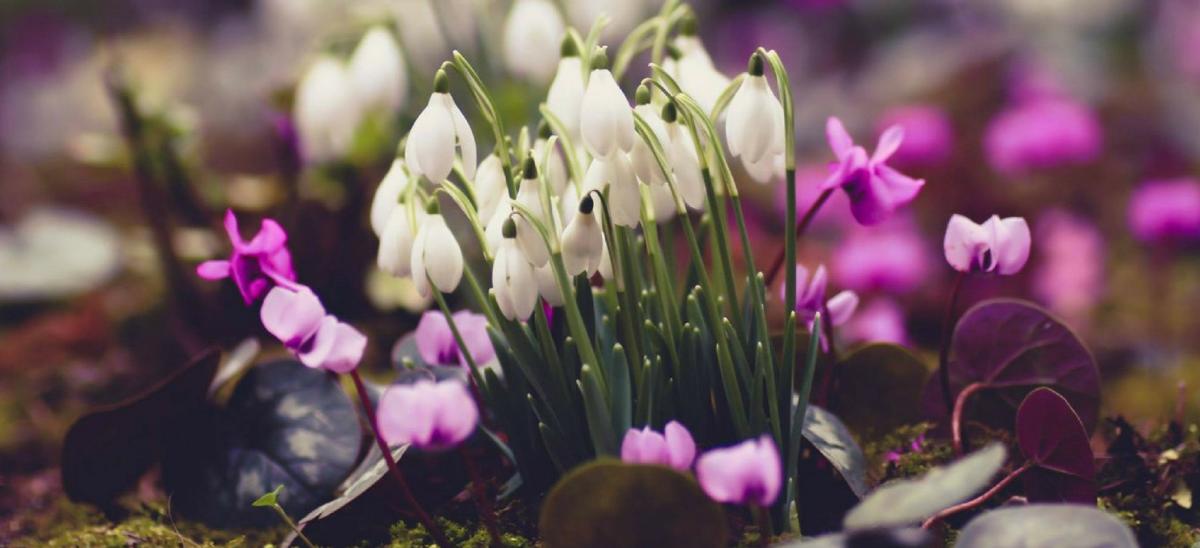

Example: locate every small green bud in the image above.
[560,35,578,58]
[433,69,450,93]
[502,218,517,239]
[747,53,765,77]
[661,102,678,123]
[591,49,609,71]
[680,14,698,36]
[537,119,552,139]
[522,156,538,180]
[425,199,440,215]
[579,195,595,215]
[635,84,652,106]
[665,44,682,61]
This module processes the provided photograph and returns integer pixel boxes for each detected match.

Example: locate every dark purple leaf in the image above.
[922,299,1100,433]
[830,343,929,441]
[1016,387,1096,504]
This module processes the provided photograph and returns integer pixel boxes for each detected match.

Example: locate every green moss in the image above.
[387,517,532,547]
[14,500,288,547]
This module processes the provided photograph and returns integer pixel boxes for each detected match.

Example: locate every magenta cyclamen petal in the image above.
[822,117,924,226]
[196,260,231,280]
[696,436,781,506]
[261,286,325,348]
[199,209,297,303]
[377,380,478,451]
[663,421,697,470]
[414,310,496,367]
[620,421,696,471]
[944,214,1031,276]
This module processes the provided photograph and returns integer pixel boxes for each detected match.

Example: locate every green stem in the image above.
[272,505,316,548]
[430,282,488,394]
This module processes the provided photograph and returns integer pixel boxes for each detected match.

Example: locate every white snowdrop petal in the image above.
[449,96,477,180]
[370,160,411,237]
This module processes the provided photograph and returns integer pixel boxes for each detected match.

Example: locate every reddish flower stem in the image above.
[752,504,771,547]
[764,189,834,288]
[459,447,503,547]
[921,461,1034,529]
[347,370,452,548]
[938,272,968,416]
[952,382,987,455]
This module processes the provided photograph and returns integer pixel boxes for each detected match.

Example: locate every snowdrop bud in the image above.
[349,25,408,116]
[474,154,507,223]
[494,219,539,321]
[503,0,565,84]
[405,70,477,184]
[580,49,635,158]
[725,53,783,167]
[944,214,1031,275]
[515,157,551,267]
[377,202,422,277]
[370,159,411,237]
[561,196,604,276]
[294,55,361,165]
[547,37,586,140]
[535,263,565,307]
[411,201,464,296]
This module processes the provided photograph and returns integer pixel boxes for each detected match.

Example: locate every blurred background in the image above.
[2,0,1199,541]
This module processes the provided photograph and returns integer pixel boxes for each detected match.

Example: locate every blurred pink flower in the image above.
[1127,177,1200,244]
[774,163,854,230]
[780,264,858,328]
[983,99,1101,175]
[944,214,1031,275]
[1032,211,1105,325]
[377,379,479,451]
[822,117,925,226]
[620,421,696,471]
[876,105,953,167]
[415,310,496,368]
[260,285,367,373]
[696,436,782,506]
[843,298,908,346]
[833,219,930,294]
[196,209,296,304]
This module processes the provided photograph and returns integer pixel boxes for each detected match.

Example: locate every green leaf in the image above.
[801,406,868,498]
[540,460,727,548]
[579,365,618,456]
[831,344,930,441]
[252,485,283,508]
[610,344,633,437]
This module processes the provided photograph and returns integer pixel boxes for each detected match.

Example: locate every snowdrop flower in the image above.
[670,18,730,114]
[473,154,508,224]
[534,263,565,307]
[197,209,295,304]
[370,159,413,237]
[377,201,424,277]
[661,103,705,210]
[943,214,1032,275]
[503,0,565,84]
[1127,177,1200,244]
[648,183,680,222]
[294,55,361,165]
[493,219,539,321]
[534,122,570,195]
[348,25,408,116]
[696,436,782,506]
[377,379,478,451]
[405,70,477,184]
[260,285,367,373]
[561,195,605,276]
[877,105,953,167]
[821,117,925,226]
[582,153,641,227]
[414,310,495,368]
[514,158,552,267]
[630,86,667,187]
[984,98,1101,175]
[779,264,859,328]
[411,202,465,296]
[620,421,696,471]
[565,0,644,42]
[580,50,635,158]
[546,37,586,140]
[726,54,784,182]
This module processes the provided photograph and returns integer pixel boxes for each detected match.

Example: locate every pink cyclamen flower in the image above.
[1127,178,1200,244]
[943,214,1031,275]
[620,420,697,471]
[696,435,782,506]
[414,310,496,367]
[260,285,367,373]
[821,117,925,226]
[377,379,479,450]
[844,298,908,346]
[780,264,859,328]
[196,209,296,304]
[983,98,1101,175]
[876,105,953,167]
[1032,210,1105,327]
[833,220,929,294]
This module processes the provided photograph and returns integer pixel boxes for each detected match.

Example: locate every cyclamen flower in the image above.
[822,117,925,226]
[983,98,1101,175]
[1127,177,1200,244]
[502,0,565,84]
[561,196,605,276]
[370,159,412,237]
[411,206,465,297]
[1032,210,1105,328]
[580,50,635,158]
[348,25,408,116]
[405,70,477,184]
[546,37,586,140]
[780,264,859,328]
[260,285,367,373]
[377,379,479,451]
[833,219,930,294]
[726,55,784,183]
[620,421,697,471]
[943,214,1031,275]
[294,55,361,165]
[696,436,782,506]
[414,310,495,368]
[197,209,296,304]
[844,298,908,346]
[493,220,540,321]
[876,105,953,167]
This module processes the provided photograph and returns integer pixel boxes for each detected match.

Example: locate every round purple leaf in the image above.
[1016,387,1096,504]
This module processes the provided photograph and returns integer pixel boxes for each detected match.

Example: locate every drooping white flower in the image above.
[533,123,570,195]
[294,55,361,165]
[671,24,730,114]
[561,195,604,276]
[534,263,565,307]
[647,181,680,222]
[662,109,705,210]
[485,196,514,254]
[473,154,508,224]
[546,38,586,141]
[580,50,635,158]
[394,0,449,73]
[597,230,614,281]
[348,25,408,116]
[405,70,477,184]
[371,159,412,236]
[629,87,668,187]
[726,54,784,180]
[493,219,539,321]
[514,158,551,267]
[582,153,640,227]
[502,0,565,84]
[411,204,464,297]
[377,202,423,277]
[564,0,645,43]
